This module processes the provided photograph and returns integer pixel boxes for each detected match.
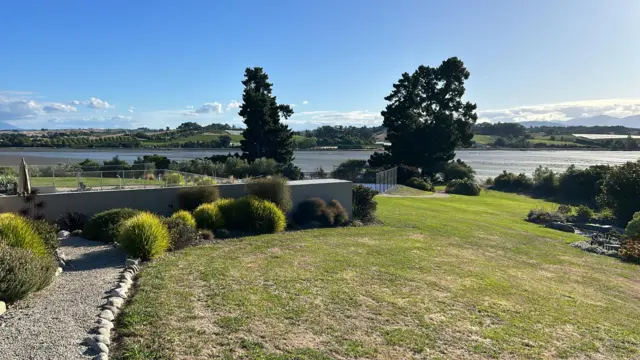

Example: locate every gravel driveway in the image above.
[0,237,125,360]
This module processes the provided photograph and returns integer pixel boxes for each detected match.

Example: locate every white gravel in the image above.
[0,237,125,360]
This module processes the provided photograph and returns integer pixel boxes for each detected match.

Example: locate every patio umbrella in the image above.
[17,158,31,196]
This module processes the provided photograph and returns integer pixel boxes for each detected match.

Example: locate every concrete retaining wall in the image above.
[0,179,352,220]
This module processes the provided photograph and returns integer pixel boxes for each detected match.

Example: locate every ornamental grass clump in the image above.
[0,213,48,257]
[0,245,57,303]
[83,208,140,243]
[170,210,196,229]
[117,212,170,261]
[193,203,224,231]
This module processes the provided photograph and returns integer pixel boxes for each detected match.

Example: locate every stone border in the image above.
[85,258,140,360]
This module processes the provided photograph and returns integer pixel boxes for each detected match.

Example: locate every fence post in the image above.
[100,171,103,191]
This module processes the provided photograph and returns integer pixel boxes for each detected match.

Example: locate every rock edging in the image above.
[86,258,140,360]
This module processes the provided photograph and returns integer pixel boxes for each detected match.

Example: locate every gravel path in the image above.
[0,237,125,360]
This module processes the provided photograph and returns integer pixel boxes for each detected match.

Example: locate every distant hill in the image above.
[519,121,567,128]
[0,121,20,130]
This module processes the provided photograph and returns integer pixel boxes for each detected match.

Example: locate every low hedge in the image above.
[0,245,57,303]
[405,177,434,191]
[293,198,349,227]
[445,179,481,196]
[83,208,141,243]
[0,213,48,257]
[117,212,170,260]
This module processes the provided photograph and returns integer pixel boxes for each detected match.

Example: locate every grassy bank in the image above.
[114,191,639,359]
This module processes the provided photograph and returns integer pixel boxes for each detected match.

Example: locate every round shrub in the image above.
[328,200,349,226]
[405,177,434,192]
[245,176,292,212]
[493,171,533,192]
[0,245,57,303]
[193,203,224,231]
[163,217,198,251]
[576,205,594,221]
[117,212,170,260]
[293,198,328,226]
[620,238,640,264]
[199,230,214,241]
[249,197,287,234]
[177,186,220,211]
[445,179,481,196]
[83,208,140,243]
[170,210,196,229]
[441,160,476,182]
[0,213,48,257]
[625,211,640,238]
[214,198,244,230]
[216,197,286,234]
[352,185,378,223]
[165,173,185,186]
[27,219,60,253]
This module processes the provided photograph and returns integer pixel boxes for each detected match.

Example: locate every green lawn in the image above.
[472,134,494,144]
[114,192,640,359]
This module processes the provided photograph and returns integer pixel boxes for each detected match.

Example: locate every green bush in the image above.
[398,165,421,185]
[0,213,48,257]
[405,177,434,191]
[83,208,140,243]
[353,185,378,223]
[532,166,558,197]
[27,219,60,253]
[245,176,292,212]
[170,210,196,228]
[196,177,216,186]
[56,212,88,232]
[193,203,224,231]
[576,205,595,221]
[598,161,640,224]
[0,245,57,303]
[445,179,481,196]
[557,204,572,215]
[216,197,286,234]
[163,217,198,251]
[625,212,640,238]
[177,186,220,211]
[199,230,214,240]
[117,212,170,260]
[328,200,349,226]
[493,171,533,192]
[165,173,185,186]
[558,165,610,204]
[441,160,476,182]
[293,198,328,226]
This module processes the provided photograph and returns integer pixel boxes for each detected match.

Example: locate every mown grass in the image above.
[31,176,164,188]
[385,185,433,196]
[113,191,640,359]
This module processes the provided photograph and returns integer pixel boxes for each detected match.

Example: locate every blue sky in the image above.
[1,0,639,129]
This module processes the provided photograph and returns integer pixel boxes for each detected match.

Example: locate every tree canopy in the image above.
[239,67,295,163]
[370,57,478,175]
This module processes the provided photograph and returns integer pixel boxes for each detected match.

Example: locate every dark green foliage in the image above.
[216,197,286,234]
[328,200,349,226]
[352,185,378,223]
[625,212,640,238]
[371,57,478,175]
[293,198,330,226]
[332,159,368,182]
[397,165,421,185]
[214,228,232,239]
[441,159,476,182]
[445,179,481,196]
[493,171,533,192]
[526,209,565,224]
[280,162,304,180]
[177,186,220,211]
[83,208,141,243]
[163,217,198,251]
[193,203,224,231]
[245,176,292,212]
[532,166,558,197]
[576,205,594,221]
[405,177,434,191]
[134,154,171,169]
[56,212,88,231]
[199,230,214,241]
[557,204,572,215]
[474,122,527,137]
[598,161,640,224]
[557,165,610,203]
[239,67,295,164]
[0,245,57,303]
[27,219,59,253]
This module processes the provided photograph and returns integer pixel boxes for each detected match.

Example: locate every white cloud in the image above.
[225,100,241,111]
[183,102,223,116]
[86,97,114,109]
[185,105,194,109]
[0,98,42,120]
[478,98,640,123]
[128,106,134,113]
[43,103,77,113]
[302,100,309,105]
[70,100,81,105]
[288,110,382,127]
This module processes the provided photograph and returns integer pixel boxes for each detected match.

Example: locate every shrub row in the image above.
[445,179,481,196]
[405,177,434,192]
[293,198,349,228]
[194,196,287,235]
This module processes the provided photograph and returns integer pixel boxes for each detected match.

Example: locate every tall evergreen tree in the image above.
[239,67,295,163]
[369,57,478,175]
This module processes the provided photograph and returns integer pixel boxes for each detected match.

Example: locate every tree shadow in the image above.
[65,247,125,272]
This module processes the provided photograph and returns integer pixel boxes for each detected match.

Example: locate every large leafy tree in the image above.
[370,57,477,175]
[239,67,295,163]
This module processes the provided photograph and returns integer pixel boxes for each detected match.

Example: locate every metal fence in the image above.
[304,166,398,193]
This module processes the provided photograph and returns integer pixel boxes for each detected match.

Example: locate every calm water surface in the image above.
[1,149,638,179]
